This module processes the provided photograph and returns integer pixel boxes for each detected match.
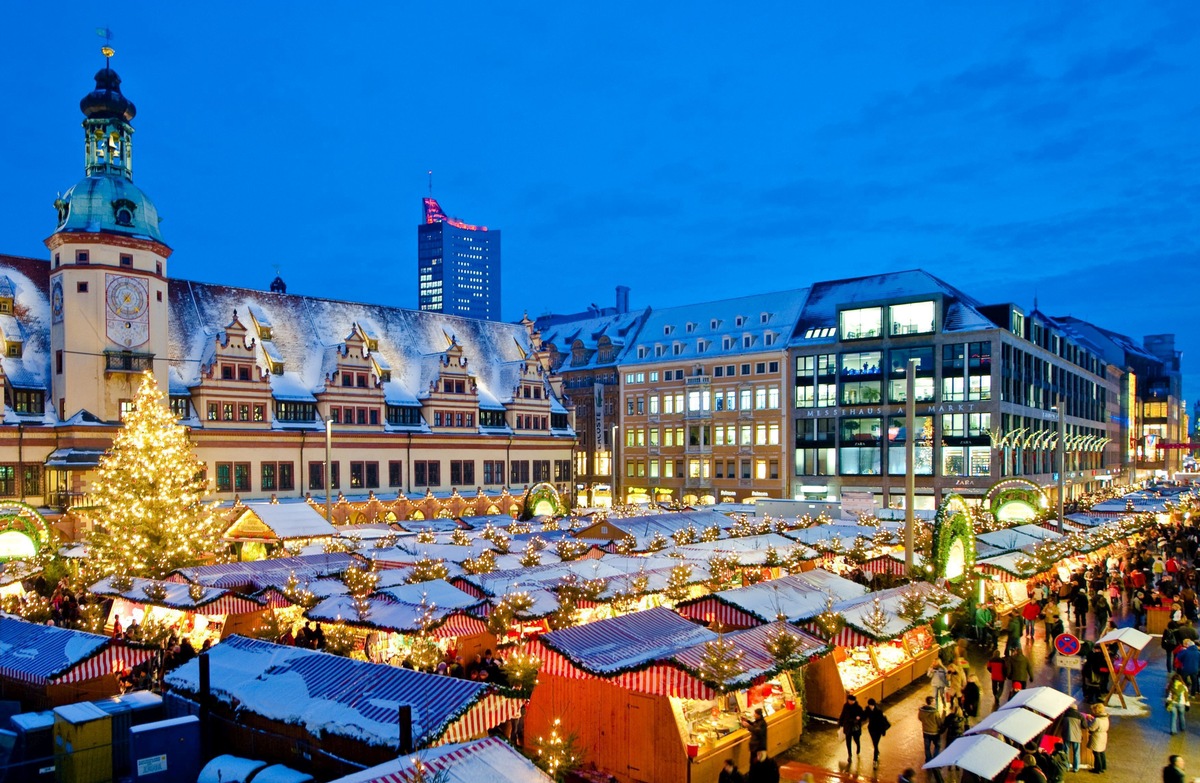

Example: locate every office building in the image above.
[418,198,501,321]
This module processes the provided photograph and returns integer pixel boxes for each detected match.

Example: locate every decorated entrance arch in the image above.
[931,494,975,582]
[522,482,566,520]
[0,502,52,561]
[984,478,1047,524]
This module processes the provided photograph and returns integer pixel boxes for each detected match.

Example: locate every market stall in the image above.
[925,734,1019,782]
[998,686,1075,720]
[964,706,1052,747]
[675,570,867,630]
[802,583,958,717]
[0,617,156,709]
[222,502,338,560]
[90,576,269,647]
[526,607,824,783]
[164,635,524,780]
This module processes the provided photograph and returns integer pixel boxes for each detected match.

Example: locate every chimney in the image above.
[615,286,631,315]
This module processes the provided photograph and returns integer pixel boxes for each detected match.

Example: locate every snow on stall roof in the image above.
[834,582,961,640]
[669,533,815,564]
[975,529,1046,553]
[166,636,500,749]
[328,737,553,783]
[682,571,869,623]
[306,595,437,631]
[0,617,112,682]
[170,553,360,591]
[90,575,261,612]
[230,503,337,540]
[540,607,718,674]
[672,622,827,686]
[198,755,267,783]
[375,579,485,611]
[366,540,494,565]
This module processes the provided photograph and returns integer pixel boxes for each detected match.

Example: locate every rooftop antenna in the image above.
[427,170,433,197]
[96,26,115,64]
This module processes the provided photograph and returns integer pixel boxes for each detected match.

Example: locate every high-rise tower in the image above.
[45,61,171,422]
[417,197,500,321]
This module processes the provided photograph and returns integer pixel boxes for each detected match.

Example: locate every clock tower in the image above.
[45,61,171,423]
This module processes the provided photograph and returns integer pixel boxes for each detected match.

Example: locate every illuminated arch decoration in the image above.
[521,483,565,520]
[985,478,1048,524]
[0,502,52,561]
[932,493,975,582]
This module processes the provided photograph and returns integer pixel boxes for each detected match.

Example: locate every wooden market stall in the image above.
[222,502,338,561]
[0,617,156,709]
[305,579,495,665]
[802,583,956,717]
[526,607,825,783]
[164,635,525,780]
[90,575,269,646]
[675,569,866,631]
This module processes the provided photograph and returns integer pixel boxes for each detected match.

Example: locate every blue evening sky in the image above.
[4,3,1199,406]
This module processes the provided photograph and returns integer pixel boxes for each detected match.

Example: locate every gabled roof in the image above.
[537,308,651,371]
[224,502,337,541]
[790,269,993,345]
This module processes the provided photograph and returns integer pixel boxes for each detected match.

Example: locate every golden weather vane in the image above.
[97,27,115,61]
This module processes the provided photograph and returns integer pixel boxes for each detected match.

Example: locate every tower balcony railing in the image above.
[105,351,154,373]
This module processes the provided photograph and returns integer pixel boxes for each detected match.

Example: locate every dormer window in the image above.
[742,334,754,348]
[7,343,21,358]
[685,322,696,334]
[0,300,10,314]
[663,325,674,336]
[112,198,137,227]
[734,316,745,327]
[637,346,647,359]
[760,312,770,324]
[673,342,684,356]
[710,319,721,329]
[722,337,733,350]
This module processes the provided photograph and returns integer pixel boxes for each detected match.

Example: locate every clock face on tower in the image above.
[105,274,150,347]
[51,280,63,324]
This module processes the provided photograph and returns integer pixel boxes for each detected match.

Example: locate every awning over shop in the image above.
[998,686,1076,720]
[43,448,107,468]
[964,706,1051,746]
[0,617,154,685]
[925,735,1018,780]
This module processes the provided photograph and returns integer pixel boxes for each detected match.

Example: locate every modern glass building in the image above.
[417,198,501,321]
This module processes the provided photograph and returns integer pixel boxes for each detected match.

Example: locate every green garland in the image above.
[931,493,975,582]
[0,501,52,559]
[522,482,566,520]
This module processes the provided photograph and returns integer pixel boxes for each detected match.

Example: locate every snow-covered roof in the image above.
[833,582,962,640]
[669,533,816,564]
[374,579,485,612]
[622,289,808,366]
[680,571,869,624]
[165,635,515,749]
[169,553,360,592]
[789,269,994,345]
[226,503,337,540]
[537,309,651,371]
[0,617,116,683]
[89,576,264,613]
[328,737,553,783]
[539,607,717,675]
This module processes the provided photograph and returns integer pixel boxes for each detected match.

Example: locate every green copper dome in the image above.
[54,175,165,244]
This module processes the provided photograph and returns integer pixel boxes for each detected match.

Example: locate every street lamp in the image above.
[1053,398,1065,534]
[325,418,333,524]
[611,424,619,507]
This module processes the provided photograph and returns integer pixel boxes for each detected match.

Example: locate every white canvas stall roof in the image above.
[669,533,817,564]
[964,706,1051,746]
[833,582,961,640]
[682,571,868,624]
[375,579,485,612]
[228,503,336,540]
[998,686,1076,719]
[925,735,1019,779]
[328,736,553,783]
[976,529,1046,553]
[1096,626,1152,651]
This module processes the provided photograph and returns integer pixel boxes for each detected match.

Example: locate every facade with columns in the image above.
[0,66,575,537]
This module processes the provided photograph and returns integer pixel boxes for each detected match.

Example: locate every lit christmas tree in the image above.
[86,371,223,579]
[535,717,585,782]
[696,633,744,693]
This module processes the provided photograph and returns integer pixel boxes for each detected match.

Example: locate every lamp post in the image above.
[1055,396,1065,534]
[325,418,333,524]
[611,424,619,507]
[904,357,917,575]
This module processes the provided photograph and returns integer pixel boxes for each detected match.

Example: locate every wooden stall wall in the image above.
[527,673,687,783]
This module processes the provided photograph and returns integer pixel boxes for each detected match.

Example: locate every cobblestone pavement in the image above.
[778,604,1183,782]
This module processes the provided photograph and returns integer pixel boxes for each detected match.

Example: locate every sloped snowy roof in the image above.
[789,269,993,344]
[679,571,869,623]
[833,582,962,640]
[537,308,650,371]
[165,635,511,749]
[169,553,360,591]
[328,737,553,783]
[0,617,112,683]
[623,289,808,366]
[539,607,718,674]
[90,575,264,613]
[374,579,485,612]
[227,503,337,540]
[669,533,816,565]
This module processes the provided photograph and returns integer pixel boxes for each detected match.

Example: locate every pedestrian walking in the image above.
[837,694,865,760]
[1005,647,1032,699]
[1018,753,1048,783]
[1073,590,1090,630]
[1023,600,1041,640]
[962,674,981,726]
[1087,703,1109,774]
[1093,592,1111,635]
[747,749,780,783]
[918,696,944,762]
[988,649,1007,704]
[1175,638,1200,695]
[1167,672,1190,735]
[864,698,890,766]
[1006,614,1024,654]
[1061,702,1084,773]
[943,703,966,747]
[1162,754,1186,783]
[929,660,949,711]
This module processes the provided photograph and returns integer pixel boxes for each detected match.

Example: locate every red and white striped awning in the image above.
[451,580,486,599]
[537,647,714,700]
[978,564,1019,582]
[862,556,906,576]
[52,643,157,684]
[254,588,295,609]
[676,597,760,630]
[432,613,489,639]
[435,693,523,746]
[802,622,876,649]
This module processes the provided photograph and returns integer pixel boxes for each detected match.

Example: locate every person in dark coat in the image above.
[741,708,768,759]
[864,697,891,765]
[747,750,780,783]
[961,674,982,725]
[837,694,865,759]
[718,758,745,783]
[1163,754,1187,783]
[1004,647,1033,697]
